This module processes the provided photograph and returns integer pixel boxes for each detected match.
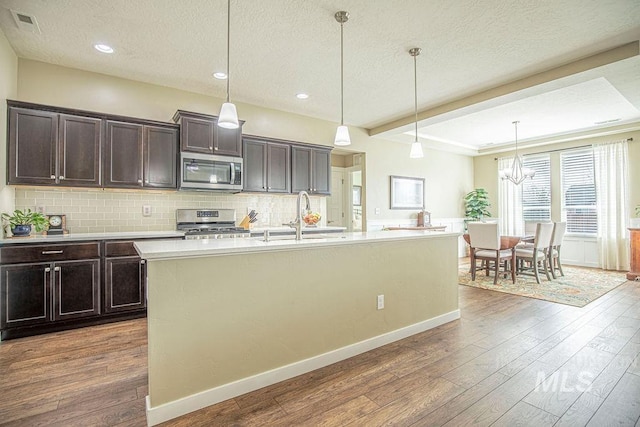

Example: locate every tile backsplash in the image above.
[13,188,327,234]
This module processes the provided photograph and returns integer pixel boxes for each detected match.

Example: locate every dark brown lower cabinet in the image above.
[0,262,51,329]
[0,239,160,340]
[105,256,146,313]
[0,258,100,330]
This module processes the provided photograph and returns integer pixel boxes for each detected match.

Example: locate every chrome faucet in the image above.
[294,190,311,240]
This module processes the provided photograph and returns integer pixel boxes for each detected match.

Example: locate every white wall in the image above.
[12,59,473,229]
[0,28,17,214]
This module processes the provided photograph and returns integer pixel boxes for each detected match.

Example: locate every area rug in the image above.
[458,264,628,307]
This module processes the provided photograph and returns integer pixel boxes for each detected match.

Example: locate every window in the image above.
[561,149,597,234]
[522,154,551,226]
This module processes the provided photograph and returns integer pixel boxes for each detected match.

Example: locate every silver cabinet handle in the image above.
[54,266,61,272]
[50,175,56,179]
[44,267,51,273]
[42,250,64,255]
[145,179,149,184]
[59,176,64,180]
[140,260,146,265]
[138,179,143,185]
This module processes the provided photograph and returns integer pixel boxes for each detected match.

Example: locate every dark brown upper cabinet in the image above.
[291,145,332,195]
[242,137,290,193]
[173,110,243,157]
[144,126,178,188]
[104,121,177,189]
[8,107,101,187]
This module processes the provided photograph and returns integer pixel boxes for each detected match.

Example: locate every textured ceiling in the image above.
[0,0,639,154]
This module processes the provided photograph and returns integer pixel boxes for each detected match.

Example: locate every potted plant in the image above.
[632,205,640,228]
[464,188,491,228]
[1,209,49,237]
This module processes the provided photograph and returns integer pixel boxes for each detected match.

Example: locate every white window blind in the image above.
[561,149,597,234]
[522,154,551,224]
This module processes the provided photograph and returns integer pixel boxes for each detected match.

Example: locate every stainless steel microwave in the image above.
[179,152,243,192]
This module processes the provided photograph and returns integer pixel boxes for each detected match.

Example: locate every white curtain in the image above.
[498,157,524,236]
[594,140,629,271]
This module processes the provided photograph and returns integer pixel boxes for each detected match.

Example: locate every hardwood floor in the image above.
[1,278,640,426]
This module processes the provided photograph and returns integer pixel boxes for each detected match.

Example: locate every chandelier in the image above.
[500,121,535,184]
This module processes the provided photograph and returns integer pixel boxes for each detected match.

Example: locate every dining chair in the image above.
[515,222,554,284]
[548,221,567,279]
[467,222,516,284]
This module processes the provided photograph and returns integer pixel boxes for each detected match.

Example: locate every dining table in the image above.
[462,234,522,249]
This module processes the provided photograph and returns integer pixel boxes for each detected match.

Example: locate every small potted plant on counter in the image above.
[1,209,49,237]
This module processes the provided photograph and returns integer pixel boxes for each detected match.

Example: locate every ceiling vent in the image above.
[10,10,41,34]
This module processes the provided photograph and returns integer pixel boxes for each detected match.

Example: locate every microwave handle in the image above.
[230,163,236,184]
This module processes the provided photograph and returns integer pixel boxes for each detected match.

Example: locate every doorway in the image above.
[327,152,365,232]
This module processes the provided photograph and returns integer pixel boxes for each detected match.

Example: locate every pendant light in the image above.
[499,121,535,184]
[409,47,424,159]
[218,0,239,129]
[334,11,351,146]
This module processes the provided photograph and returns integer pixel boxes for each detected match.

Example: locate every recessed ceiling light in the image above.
[296,93,309,99]
[94,44,114,54]
[213,72,227,80]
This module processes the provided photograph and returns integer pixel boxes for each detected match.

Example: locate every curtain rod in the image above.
[494,137,634,160]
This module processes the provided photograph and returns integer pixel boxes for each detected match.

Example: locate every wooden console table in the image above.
[628,228,640,281]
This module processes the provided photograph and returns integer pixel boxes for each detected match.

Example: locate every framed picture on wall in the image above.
[390,175,424,209]
[352,185,362,206]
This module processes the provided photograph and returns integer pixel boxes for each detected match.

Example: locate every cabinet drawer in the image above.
[0,242,100,264]
[105,241,138,257]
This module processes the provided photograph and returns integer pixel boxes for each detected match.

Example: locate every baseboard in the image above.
[145,309,460,426]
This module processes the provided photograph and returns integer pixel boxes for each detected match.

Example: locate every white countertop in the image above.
[134,230,459,260]
[0,230,185,245]
[249,226,346,235]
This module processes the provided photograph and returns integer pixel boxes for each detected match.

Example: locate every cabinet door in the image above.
[104,121,143,188]
[144,126,177,189]
[8,108,58,185]
[291,146,312,193]
[214,122,243,157]
[243,139,267,192]
[104,257,146,313]
[52,259,100,321]
[267,142,290,193]
[58,114,102,187]
[181,116,214,154]
[0,263,51,329]
[312,149,331,195]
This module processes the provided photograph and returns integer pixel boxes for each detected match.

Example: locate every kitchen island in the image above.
[135,230,461,426]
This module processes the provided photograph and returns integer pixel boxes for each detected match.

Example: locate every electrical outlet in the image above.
[142,205,152,217]
[377,294,384,310]
[375,207,381,215]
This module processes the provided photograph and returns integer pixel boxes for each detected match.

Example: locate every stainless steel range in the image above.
[177,209,250,239]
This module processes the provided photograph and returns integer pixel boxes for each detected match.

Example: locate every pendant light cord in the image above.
[340,20,344,126]
[226,0,231,103]
[513,120,519,156]
[414,53,418,142]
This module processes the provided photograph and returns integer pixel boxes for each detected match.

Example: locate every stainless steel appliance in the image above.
[179,153,243,192]
[177,209,250,239]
